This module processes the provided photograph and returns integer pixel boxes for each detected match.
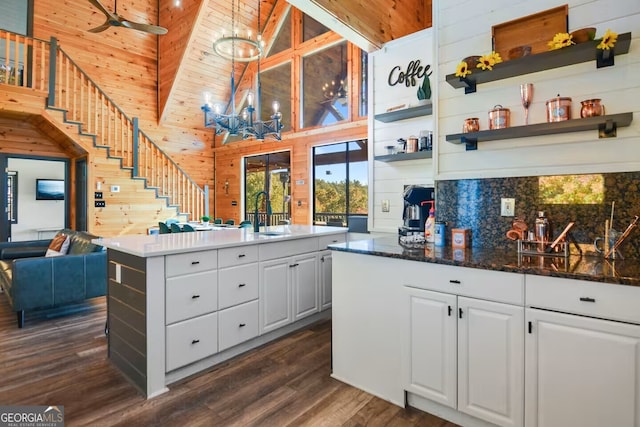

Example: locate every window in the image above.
[360,50,368,117]
[302,15,329,41]
[267,9,291,57]
[313,140,368,226]
[7,171,17,224]
[259,62,291,131]
[244,151,291,226]
[302,42,348,128]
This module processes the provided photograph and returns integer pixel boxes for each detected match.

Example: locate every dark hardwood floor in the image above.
[0,295,458,426]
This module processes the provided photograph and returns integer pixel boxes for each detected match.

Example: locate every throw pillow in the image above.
[45,235,70,257]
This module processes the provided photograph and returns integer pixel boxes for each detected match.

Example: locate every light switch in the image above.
[382,200,390,212]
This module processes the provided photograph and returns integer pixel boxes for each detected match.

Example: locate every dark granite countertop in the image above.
[330,235,640,287]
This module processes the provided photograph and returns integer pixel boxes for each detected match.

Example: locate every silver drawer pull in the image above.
[449,279,461,284]
[238,283,246,288]
[239,323,246,328]
[191,261,200,265]
[238,254,246,258]
[191,339,200,344]
[579,297,596,303]
[192,294,200,299]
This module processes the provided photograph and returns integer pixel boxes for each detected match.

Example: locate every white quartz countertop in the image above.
[93,225,347,257]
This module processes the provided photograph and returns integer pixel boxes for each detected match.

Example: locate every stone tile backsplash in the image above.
[436,172,640,259]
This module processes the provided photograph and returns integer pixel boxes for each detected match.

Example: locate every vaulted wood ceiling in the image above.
[157,0,430,131]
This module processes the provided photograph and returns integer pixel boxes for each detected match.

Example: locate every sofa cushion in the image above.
[45,234,71,257]
[67,231,103,255]
[1,246,48,260]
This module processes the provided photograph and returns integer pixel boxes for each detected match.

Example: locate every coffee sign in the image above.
[388,60,432,87]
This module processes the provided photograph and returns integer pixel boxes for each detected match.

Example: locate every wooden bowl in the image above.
[462,56,481,68]
[508,45,532,60]
[570,27,596,44]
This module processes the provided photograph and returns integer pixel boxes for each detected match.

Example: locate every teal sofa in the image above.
[0,229,107,328]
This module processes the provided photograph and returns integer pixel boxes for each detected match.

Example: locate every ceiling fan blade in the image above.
[87,0,118,20]
[121,20,168,35]
[88,22,112,33]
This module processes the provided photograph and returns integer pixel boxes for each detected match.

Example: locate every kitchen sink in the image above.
[256,231,286,236]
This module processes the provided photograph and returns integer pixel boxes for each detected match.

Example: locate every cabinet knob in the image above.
[238,283,246,288]
[192,294,200,299]
[191,339,200,344]
[191,261,200,265]
[239,323,246,328]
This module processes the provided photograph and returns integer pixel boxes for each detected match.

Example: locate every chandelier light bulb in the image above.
[214,103,222,114]
[272,100,280,113]
[247,91,254,106]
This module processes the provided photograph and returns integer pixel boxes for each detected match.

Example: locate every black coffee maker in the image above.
[399,185,435,235]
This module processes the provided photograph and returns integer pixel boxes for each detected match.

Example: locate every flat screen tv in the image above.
[36,179,65,200]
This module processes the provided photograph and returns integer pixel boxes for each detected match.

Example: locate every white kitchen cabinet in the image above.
[292,252,319,321]
[405,287,457,408]
[404,287,524,427]
[525,308,640,427]
[259,252,318,333]
[259,257,292,333]
[319,250,332,310]
[458,296,524,427]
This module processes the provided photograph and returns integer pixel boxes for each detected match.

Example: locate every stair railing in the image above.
[0,29,207,220]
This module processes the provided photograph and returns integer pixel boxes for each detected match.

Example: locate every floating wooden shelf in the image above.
[445,32,632,94]
[446,113,633,151]
[374,150,433,162]
[374,102,433,122]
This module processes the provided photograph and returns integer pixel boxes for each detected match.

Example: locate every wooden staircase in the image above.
[0,30,207,233]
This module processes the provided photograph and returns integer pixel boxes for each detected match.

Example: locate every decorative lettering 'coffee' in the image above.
[388,60,432,87]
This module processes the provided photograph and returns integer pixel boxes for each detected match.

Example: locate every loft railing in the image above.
[0,29,207,220]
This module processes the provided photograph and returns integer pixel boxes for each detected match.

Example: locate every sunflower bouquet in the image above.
[455,51,503,78]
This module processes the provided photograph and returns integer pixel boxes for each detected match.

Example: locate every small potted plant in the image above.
[201,215,211,224]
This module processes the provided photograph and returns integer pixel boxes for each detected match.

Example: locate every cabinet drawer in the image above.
[218,245,259,268]
[165,250,217,277]
[218,300,259,351]
[526,275,640,324]
[218,263,259,309]
[318,233,347,249]
[409,263,524,305]
[166,312,218,372]
[259,238,318,261]
[166,270,218,324]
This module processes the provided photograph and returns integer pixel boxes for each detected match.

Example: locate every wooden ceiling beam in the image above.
[286,0,431,52]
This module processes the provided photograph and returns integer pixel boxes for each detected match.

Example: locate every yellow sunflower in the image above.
[489,51,503,65]
[548,32,574,50]
[455,61,471,78]
[597,29,618,50]
[476,54,496,71]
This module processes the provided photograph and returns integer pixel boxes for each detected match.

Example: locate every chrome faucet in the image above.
[253,191,272,232]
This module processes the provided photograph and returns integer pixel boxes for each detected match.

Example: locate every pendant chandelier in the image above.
[201,0,282,141]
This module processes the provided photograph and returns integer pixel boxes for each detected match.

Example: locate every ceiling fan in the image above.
[87,0,168,35]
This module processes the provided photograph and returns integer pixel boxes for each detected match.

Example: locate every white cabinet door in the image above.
[319,250,332,310]
[525,308,640,427]
[259,258,292,334]
[403,287,457,409]
[292,252,319,321]
[458,297,524,427]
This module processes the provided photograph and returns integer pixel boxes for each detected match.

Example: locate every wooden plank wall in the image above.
[32,0,214,218]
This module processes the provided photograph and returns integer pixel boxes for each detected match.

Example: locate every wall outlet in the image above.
[382,200,390,212]
[501,198,515,217]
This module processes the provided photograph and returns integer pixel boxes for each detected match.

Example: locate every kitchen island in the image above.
[329,235,640,427]
[95,225,347,398]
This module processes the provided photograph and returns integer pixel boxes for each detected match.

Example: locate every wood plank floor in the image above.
[0,295,459,427]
